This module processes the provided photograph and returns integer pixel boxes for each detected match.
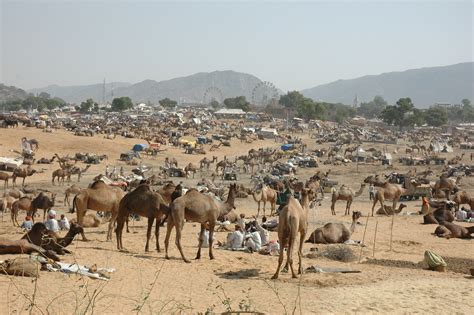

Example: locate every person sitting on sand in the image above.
[237,213,246,231]
[219,225,244,250]
[44,210,59,233]
[252,215,269,246]
[258,240,280,256]
[197,223,213,248]
[58,214,70,230]
[20,216,33,231]
[244,224,262,253]
[216,215,231,232]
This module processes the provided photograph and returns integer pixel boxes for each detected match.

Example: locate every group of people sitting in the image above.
[199,214,280,255]
[457,207,474,222]
[21,210,70,233]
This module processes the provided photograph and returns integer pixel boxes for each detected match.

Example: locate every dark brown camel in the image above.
[21,222,84,254]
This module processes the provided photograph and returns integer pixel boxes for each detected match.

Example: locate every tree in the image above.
[209,100,220,109]
[462,98,471,107]
[79,98,94,113]
[159,98,177,108]
[38,92,51,99]
[279,91,305,109]
[223,96,251,112]
[357,96,387,119]
[425,106,448,126]
[111,97,133,112]
[381,97,422,128]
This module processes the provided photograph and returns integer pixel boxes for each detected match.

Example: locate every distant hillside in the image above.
[0,84,30,102]
[301,62,474,107]
[29,82,132,104]
[29,71,265,104]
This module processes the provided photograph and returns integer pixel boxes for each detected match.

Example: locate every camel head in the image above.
[363,176,374,184]
[352,211,362,222]
[69,223,84,236]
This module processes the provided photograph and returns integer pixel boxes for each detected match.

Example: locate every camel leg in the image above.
[145,216,154,252]
[175,220,190,263]
[298,232,305,275]
[262,200,266,217]
[164,215,174,260]
[256,201,260,218]
[287,236,297,278]
[22,177,26,187]
[331,201,336,216]
[346,200,352,216]
[196,224,205,260]
[115,215,125,250]
[208,222,215,260]
[271,236,288,279]
[107,211,118,241]
[154,217,160,252]
[371,198,378,216]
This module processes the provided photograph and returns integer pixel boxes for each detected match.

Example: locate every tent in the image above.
[132,144,148,152]
[178,136,197,148]
[281,144,294,151]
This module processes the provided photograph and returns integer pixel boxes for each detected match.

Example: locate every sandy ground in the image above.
[0,126,473,314]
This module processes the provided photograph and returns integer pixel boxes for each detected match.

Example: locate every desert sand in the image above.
[0,127,473,314]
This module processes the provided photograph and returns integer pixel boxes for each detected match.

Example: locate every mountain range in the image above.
[9,62,474,107]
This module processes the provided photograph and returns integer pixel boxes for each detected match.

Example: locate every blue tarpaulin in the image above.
[281,144,294,151]
[132,144,148,152]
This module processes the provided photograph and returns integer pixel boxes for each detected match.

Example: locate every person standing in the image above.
[369,184,375,201]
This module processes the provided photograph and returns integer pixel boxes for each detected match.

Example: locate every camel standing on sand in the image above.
[252,184,277,217]
[272,188,311,279]
[115,184,169,252]
[72,180,125,241]
[0,171,10,189]
[330,184,365,215]
[164,183,237,263]
[0,224,59,261]
[157,182,176,205]
[52,168,71,185]
[11,197,32,226]
[432,175,461,200]
[11,193,56,224]
[199,156,217,170]
[184,163,199,179]
[364,176,405,216]
[69,165,91,182]
[12,166,37,187]
[452,190,474,211]
[64,184,82,209]
[306,211,362,244]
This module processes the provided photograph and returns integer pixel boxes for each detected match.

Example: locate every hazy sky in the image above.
[1,0,473,91]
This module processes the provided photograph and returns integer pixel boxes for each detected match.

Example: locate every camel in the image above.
[0,171,10,189]
[364,176,405,216]
[64,184,83,209]
[432,175,461,200]
[37,156,56,164]
[11,197,32,226]
[306,211,362,244]
[164,183,237,263]
[27,139,39,151]
[452,190,474,211]
[72,180,126,241]
[434,222,474,239]
[22,222,84,255]
[12,166,37,187]
[32,192,56,220]
[330,184,365,215]
[252,184,277,217]
[184,163,199,179]
[52,168,71,185]
[0,224,60,261]
[69,165,91,182]
[70,214,101,227]
[199,156,217,170]
[376,203,407,215]
[157,182,176,205]
[271,188,311,279]
[115,184,169,252]
[421,198,455,224]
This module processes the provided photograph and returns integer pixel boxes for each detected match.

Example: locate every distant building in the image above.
[214,108,246,119]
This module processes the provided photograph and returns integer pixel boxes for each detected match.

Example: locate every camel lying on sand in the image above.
[70,214,101,227]
[420,197,455,224]
[115,184,169,252]
[305,211,362,244]
[376,203,407,215]
[272,189,311,279]
[165,184,237,263]
[22,222,84,255]
[434,222,474,239]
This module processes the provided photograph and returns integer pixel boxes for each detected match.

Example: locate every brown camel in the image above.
[434,222,474,239]
[184,163,199,179]
[115,184,169,252]
[22,222,84,254]
[364,176,405,216]
[272,188,311,279]
[330,184,366,215]
[0,224,60,261]
[306,211,362,244]
[0,171,10,189]
[252,184,277,217]
[69,165,91,182]
[12,166,37,187]
[70,213,101,227]
[72,180,125,241]
[11,197,32,226]
[432,175,461,200]
[64,184,83,209]
[376,203,407,215]
[164,183,237,263]
[32,192,56,220]
[421,198,455,224]
[452,190,474,211]
[157,182,176,205]
[52,168,71,185]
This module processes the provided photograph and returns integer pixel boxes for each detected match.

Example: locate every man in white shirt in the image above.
[59,214,70,230]
[226,225,244,249]
[44,210,60,233]
[253,216,269,245]
[245,231,262,252]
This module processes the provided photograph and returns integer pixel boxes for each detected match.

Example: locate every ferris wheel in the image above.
[202,86,223,105]
[251,81,279,106]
